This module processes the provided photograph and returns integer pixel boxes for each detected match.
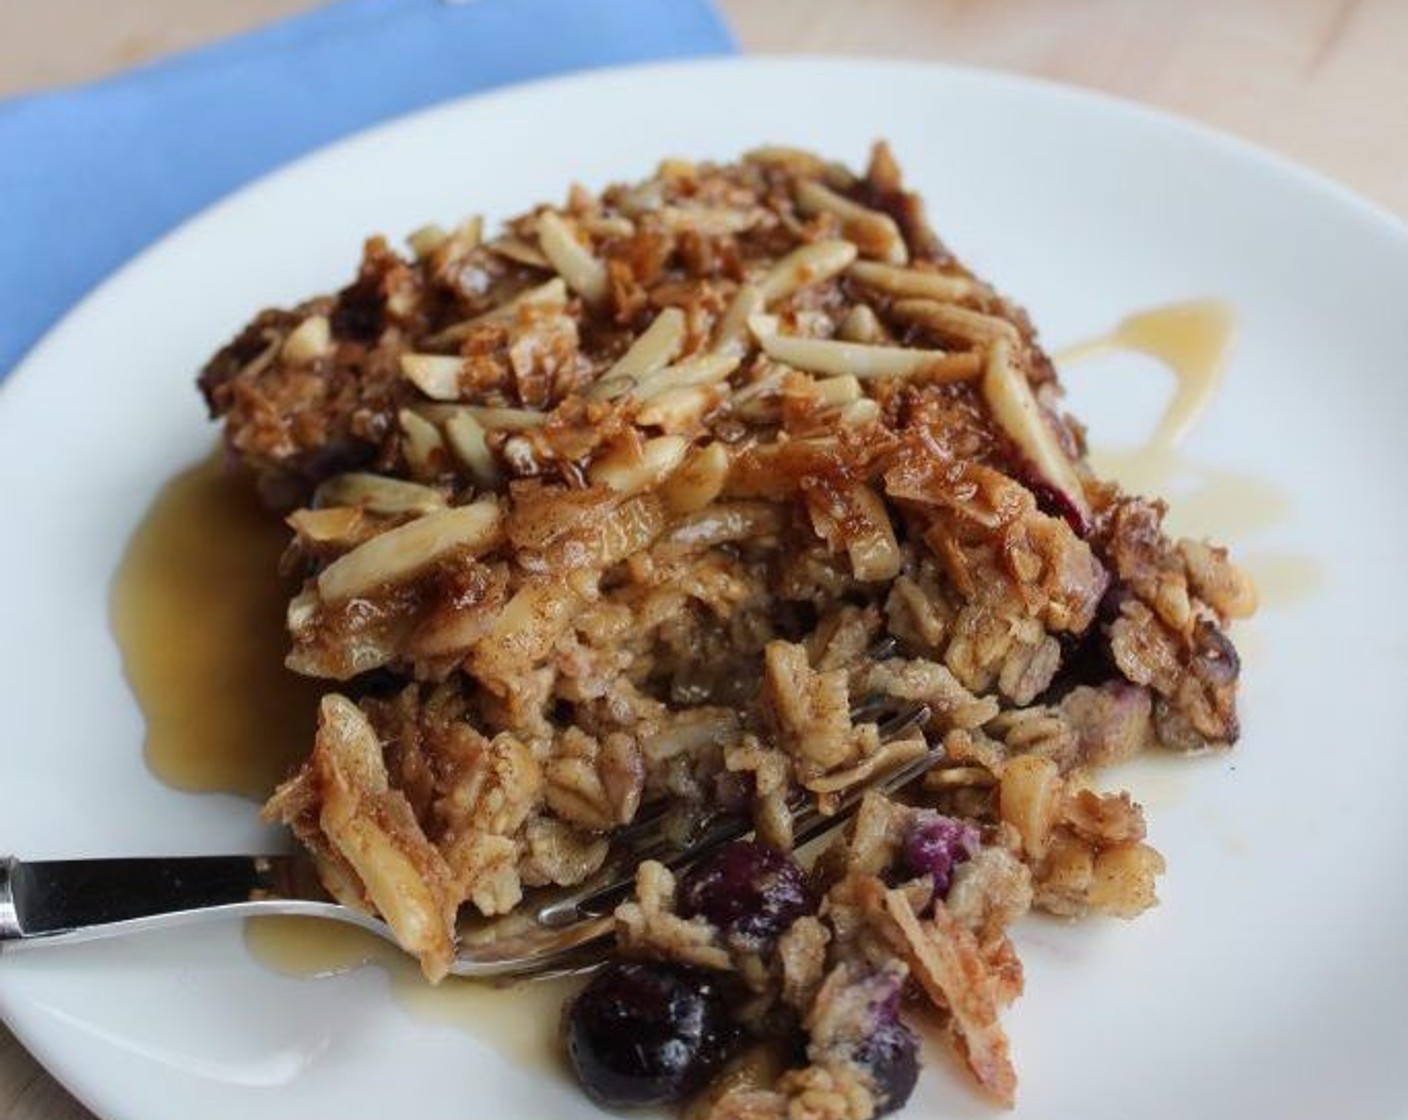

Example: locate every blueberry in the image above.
[899,813,980,899]
[814,966,920,1116]
[566,961,737,1107]
[678,841,815,942]
[850,1011,920,1115]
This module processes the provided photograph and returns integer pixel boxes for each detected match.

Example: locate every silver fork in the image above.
[0,705,936,978]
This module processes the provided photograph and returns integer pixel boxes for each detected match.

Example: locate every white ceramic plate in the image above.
[1,57,1405,1120]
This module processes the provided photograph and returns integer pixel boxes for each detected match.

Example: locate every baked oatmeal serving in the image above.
[198,142,1255,1116]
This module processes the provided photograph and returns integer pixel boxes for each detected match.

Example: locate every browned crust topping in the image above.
[197,142,1255,1108]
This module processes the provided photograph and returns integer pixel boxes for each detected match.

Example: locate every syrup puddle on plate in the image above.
[110,454,577,1072]
[244,915,575,1074]
[110,455,323,799]
[1056,299,1323,609]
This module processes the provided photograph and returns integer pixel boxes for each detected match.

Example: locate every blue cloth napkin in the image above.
[0,0,734,377]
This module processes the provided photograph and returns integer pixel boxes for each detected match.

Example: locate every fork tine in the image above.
[530,703,934,930]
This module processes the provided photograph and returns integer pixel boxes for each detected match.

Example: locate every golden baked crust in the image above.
[199,142,1254,1105]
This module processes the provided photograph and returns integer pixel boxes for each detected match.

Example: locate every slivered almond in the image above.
[635,385,722,431]
[400,354,464,401]
[659,442,730,514]
[406,223,449,260]
[981,339,1091,524]
[488,235,550,269]
[757,240,857,304]
[758,333,973,382]
[442,409,498,487]
[287,506,364,543]
[596,354,739,403]
[848,261,977,302]
[426,277,567,346]
[810,374,862,407]
[892,299,1021,347]
[711,284,765,357]
[397,409,446,480]
[589,435,689,494]
[838,303,884,343]
[634,354,738,400]
[465,406,545,430]
[281,315,332,365]
[594,307,685,389]
[537,210,609,306]
[317,500,502,602]
[315,473,447,516]
[412,214,480,263]
[839,398,882,425]
[796,180,908,265]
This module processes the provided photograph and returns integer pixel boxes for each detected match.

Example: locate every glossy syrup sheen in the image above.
[243,915,576,1074]
[110,453,575,1070]
[1057,299,1324,608]
[110,454,324,799]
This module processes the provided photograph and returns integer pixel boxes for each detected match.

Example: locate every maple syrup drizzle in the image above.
[1056,300,1323,606]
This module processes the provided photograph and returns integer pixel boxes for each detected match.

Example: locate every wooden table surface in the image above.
[0,0,1402,1116]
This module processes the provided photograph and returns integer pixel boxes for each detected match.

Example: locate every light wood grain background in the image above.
[0,1,1401,1116]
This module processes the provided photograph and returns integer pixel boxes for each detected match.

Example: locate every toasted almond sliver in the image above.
[730,369,787,422]
[426,278,569,347]
[838,303,885,344]
[579,215,635,239]
[287,506,364,543]
[597,354,740,403]
[892,299,1021,347]
[745,312,781,342]
[415,404,542,433]
[795,180,908,265]
[635,384,721,431]
[659,205,763,236]
[406,223,449,260]
[845,482,903,581]
[839,398,882,426]
[537,211,609,306]
[397,409,446,480]
[981,339,1091,523]
[658,442,731,515]
[488,235,551,269]
[810,374,862,407]
[281,315,332,365]
[317,499,501,602]
[743,146,836,180]
[589,435,689,494]
[316,472,447,516]
[637,354,739,399]
[400,354,464,401]
[592,307,686,392]
[466,406,546,430]
[443,409,498,487]
[848,260,977,302]
[711,284,765,357]
[757,239,857,304]
[758,333,970,382]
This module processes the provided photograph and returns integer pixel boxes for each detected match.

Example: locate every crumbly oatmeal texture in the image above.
[198,143,1255,1114]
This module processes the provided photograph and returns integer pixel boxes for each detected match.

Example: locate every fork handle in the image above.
[0,854,337,949]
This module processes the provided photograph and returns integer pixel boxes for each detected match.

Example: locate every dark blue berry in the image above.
[841,968,920,1115]
[851,1012,920,1115]
[678,841,815,942]
[900,812,980,898]
[567,962,737,1107]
